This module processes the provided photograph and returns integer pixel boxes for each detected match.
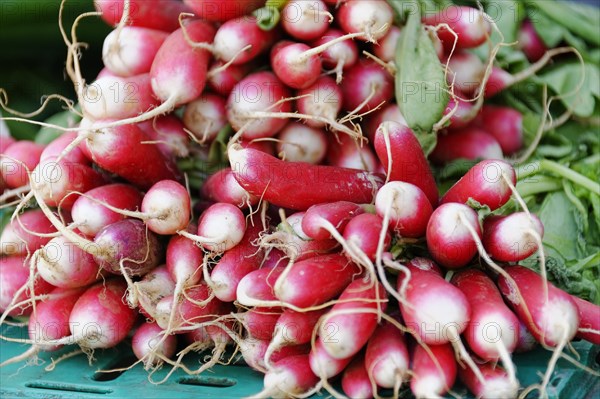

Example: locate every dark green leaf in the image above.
[541,63,598,118]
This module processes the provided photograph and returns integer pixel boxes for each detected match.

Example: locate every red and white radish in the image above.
[365,320,410,389]
[201,167,259,208]
[102,26,168,76]
[183,93,227,143]
[132,321,177,368]
[276,122,328,164]
[422,6,492,50]
[375,181,433,238]
[180,202,246,252]
[410,343,457,398]
[281,0,331,41]
[0,209,56,256]
[337,0,393,42]
[342,353,374,399]
[482,212,544,262]
[430,127,503,164]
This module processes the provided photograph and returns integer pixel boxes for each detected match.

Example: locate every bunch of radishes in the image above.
[1,0,598,398]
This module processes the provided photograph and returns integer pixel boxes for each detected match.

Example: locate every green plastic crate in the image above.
[1,323,598,398]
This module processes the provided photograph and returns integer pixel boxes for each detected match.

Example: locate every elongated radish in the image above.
[180,202,246,252]
[440,159,516,211]
[282,0,331,41]
[154,283,222,331]
[132,321,177,368]
[201,167,259,208]
[319,278,386,359]
[375,181,433,238]
[430,128,503,164]
[410,343,457,398]
[276,122,328,164]
[296,76,343,128]
[183,0,263,22]
[0,256,54,317]
[342,213,391,261]
[451,269,520,361]
[237,267,284,307]
[309,338,353,379]
[102,26,168,76]
[478,105,523,155]
[0,140,44,188]
[365,320,409,389]
[398,259,471,344]
[95,0,191,32]
[243,307,282,341]
[341,59,394,112]
[133,265,176,320]
[426,203,481,269]
[302,201,364,241]
[183,93,227,143]
[0,209,56,256]
[482,212,544,262]
[70,183,144,237]
[166,224,202,293]
[342,353,374,399]
[337,0,393,42]
[458,362,519,399]
[41,132,90,165]
[571,296,600,344]
[228,143,384,211]
[373,121,439,207]
[242,339,310,373]
[422,6,492,50]
[256,354,319,398]
[36,235,100,288]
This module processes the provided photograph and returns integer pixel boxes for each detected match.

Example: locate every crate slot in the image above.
[25,382,112,395]
[177,376,236,388]
[92,355,137,381]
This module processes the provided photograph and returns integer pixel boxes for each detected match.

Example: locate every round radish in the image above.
[375,181,433,238]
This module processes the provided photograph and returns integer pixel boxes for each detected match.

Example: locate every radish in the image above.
[41,132,90,165]
[70,183,144,237]
[341,59,394,112]
[281,0,331,41]
[430,127,503,164]
[154,283,222,331]
[444,96,477,130]
[319,278,386,359]
[207,60,253,96]
[342,213,391,262]
[228,143,384,211]
[482,212,544,262]
[0,209,56,256]
[296,76,343,128]
[372,25,402,63]
[237,267,284,307]
[302,201,365,241]
[375,181,433,238]
[213,16,278,65]
[337,0,393,42]
[445,51,485,96]
[183,93,227,143]
[451,269,520,361]
[36,235,101,288]
[571,296,600,344]
[422,6,492,50]
[137,114,190,159]
[309,338,353,379]
[364,103,406,142]
[102,26,168,76]
[373,121,439,207]
[254,354,319,398]
[242,339,310,373]
[410,343,457,398]
[226,71,292,140]
[478,105,524,155]
[342,353,374,399]
[398,258,471,344]
[133,265,176,320]
[271,42,323,90]
[242,307,282,341]
[0,140,44,188]
[327,134,379,172]
[426,203,481,269]
[440,159,516,211]
[311,28,359,82]
[201,167,259,208]
[515,319,538,353]
[132,321,177,368]
[276,122,328,164]
[95,0,191,32]
[518,19,547,62]
[458,363,519,399]
[140,180,191,235]
[365,320,409,389]
[183,0,263,22]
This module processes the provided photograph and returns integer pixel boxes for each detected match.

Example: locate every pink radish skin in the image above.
[430,128,503,164]
[498,265,580,347]
[444,96,477,130]
[296,76,343,128]
[459,363,519,399]
[95,0,191,32]
[398,260,471,344]
[68,279,137,349]
[375,181,433,238]
[183,0,263,22]
[150,20,215,107]
[237,267,284,306]
[374,121,439,207]
[0,256,54,317]
[275,254,361,308]
[302,201,365,241]
[422,6,492,50]
[342,213,391,261]
[451,269,520,360]
[0,140,44,188]
[209,218,265,302]
[365,321,410,388]
[242,339,310,373]
[134,265,176,320]
[571,296,600,344]
[440,159,516,211]
[154,284,223,331]
[36,235,100,289]
[201,167,259,208]
[311,28,359,72]
[272,42,322,90]
[270,309,327,351]
[70,183,143,237]
[426,203,481,269]
[183,93,227,143]
[483,66,513,98]
[275,212,339,262]
[194,202,246,252]
[102,26,168,76]
[244,307,282,341]
[137,114,190,159]
[373,25,402,62]
[41,132,90,165]
[341,59,394,112]
[81,119,181,190]
[228,144,384,211]
[309,338,353,379]
[445,51,485,96]
[518,19,547,62]
[166,224,203,292]
[141,180,191,235]
[93,218,162,276]
[276,122,328,164]
[327,134,379,172]
[342,354,374,399]
[207,60,252,96]
[478,105,523,155]
[320,279,387,359]
[261,354,319,398]
[132,321,177,367]
[82,73,159,120]
[226,71,292,140]
[337,0,393,42]
[213,17,278,65]
[365,103,407,142]
[410,343,457,398]
[281,0,331,41]
[482,212,544,262]
[0,209,56,256]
